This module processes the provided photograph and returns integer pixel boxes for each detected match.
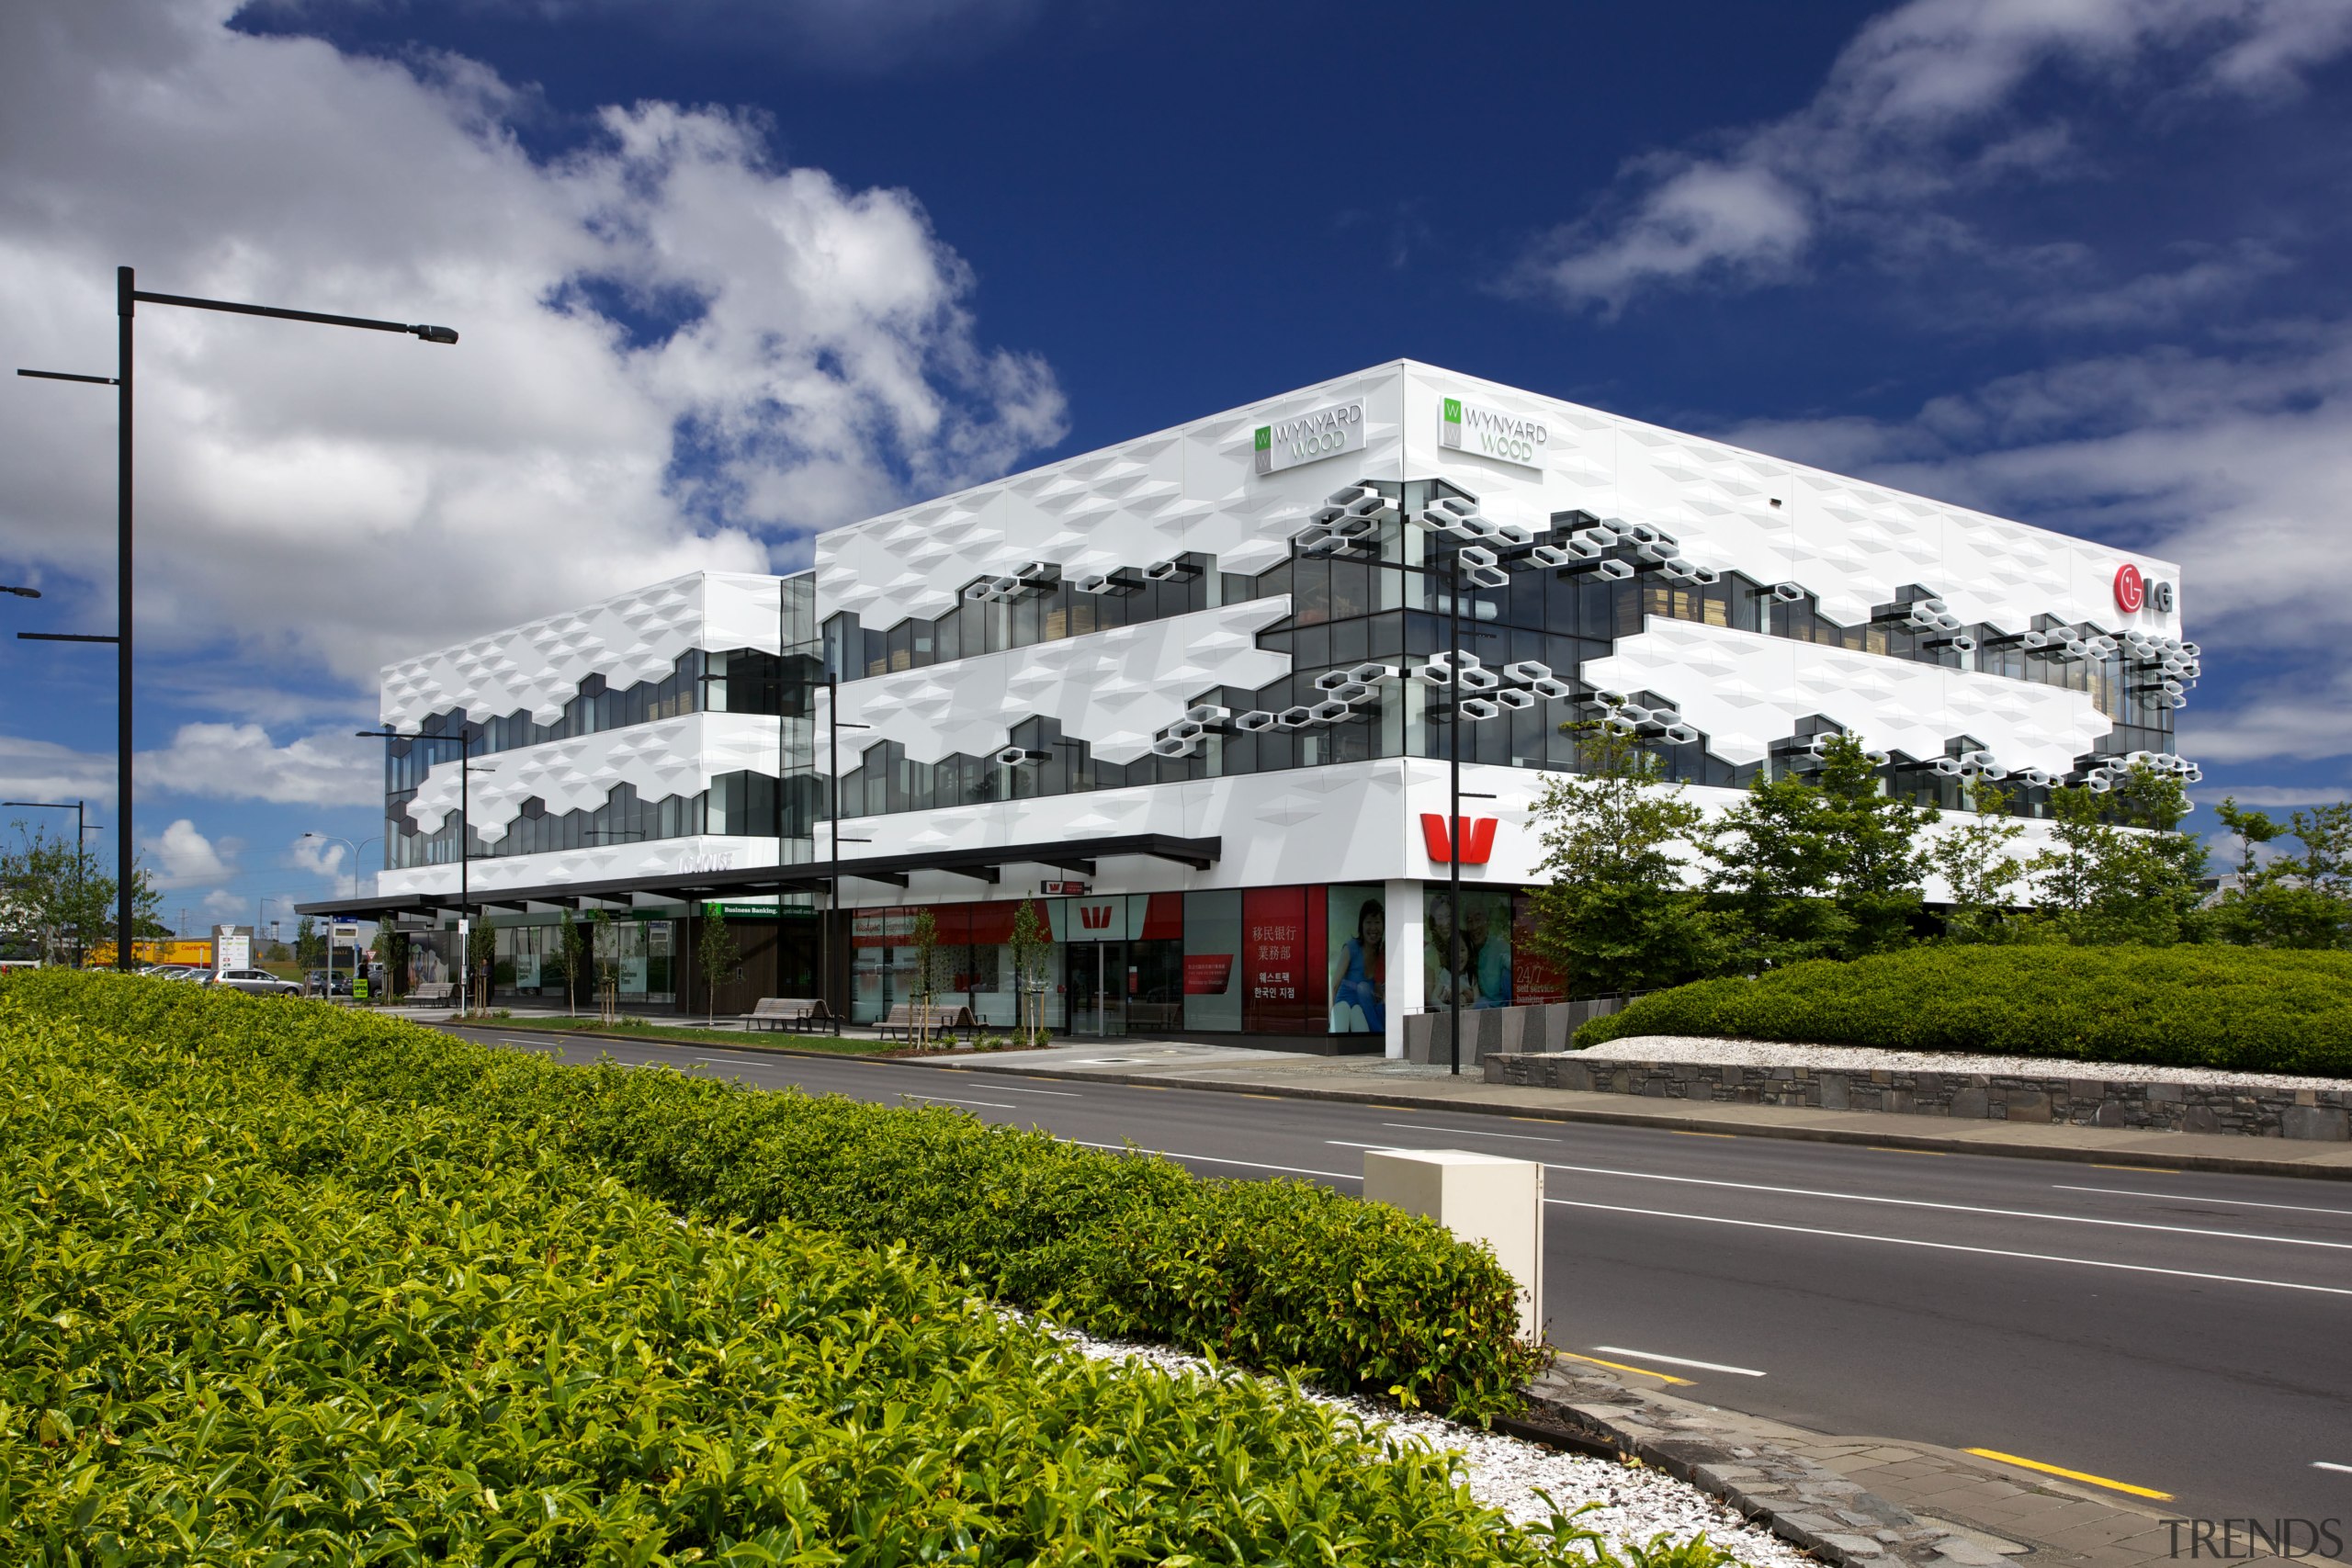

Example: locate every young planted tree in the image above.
[592,907,618,1022]
[556,907,583,1016]
[697,905,742,1027]
[1526,723,1715,996]
[2030,763,2207,945]
[1928,782,2030,942]
[466,919,497,1016]
[294,915,325,970]
[910,908,940,1047]
[1008,898,1049,1045]
[2209,798,2350,949]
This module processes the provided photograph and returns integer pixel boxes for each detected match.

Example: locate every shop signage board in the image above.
[1439,395,1549,470]
[214,926,250,972]
[703,900,809,919]
[1039,879,1090,896]
[1253,400,1364,475]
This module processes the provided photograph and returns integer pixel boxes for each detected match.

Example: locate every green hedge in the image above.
[2,987,1615,1564]
[6,970,1540,1421]
[1573,945,2352,1075]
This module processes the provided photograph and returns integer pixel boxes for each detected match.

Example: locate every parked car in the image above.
[211,967,301,997]
[303,968,355,997]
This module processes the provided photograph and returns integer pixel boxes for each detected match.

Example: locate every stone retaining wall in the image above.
[1403,997,1629,1065]
[1484,1052,2352,1140]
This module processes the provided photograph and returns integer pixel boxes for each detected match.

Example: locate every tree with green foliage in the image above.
[1008,898,1049,1044]
[2029,763,2207,945]
[1704,734,1936,970]
[2209,798,2351,949]
[1526,723,1716,996]
[0,823,161,965]
[697,906,742,1027]
[294,915,325,969]
[1929,782,2031,942]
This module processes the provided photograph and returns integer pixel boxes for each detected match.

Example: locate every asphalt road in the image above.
[443,1023,2352,1533]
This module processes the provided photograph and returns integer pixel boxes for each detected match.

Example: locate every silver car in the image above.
[210,967,302,997]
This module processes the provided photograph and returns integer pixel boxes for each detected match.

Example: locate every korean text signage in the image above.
[1440,396,1548,470]
[2113,562,2176,615]
[1254,400,1365,475]
[1421,814,1498,865]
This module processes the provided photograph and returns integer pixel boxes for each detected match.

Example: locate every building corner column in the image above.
[1384,876,1422,1059]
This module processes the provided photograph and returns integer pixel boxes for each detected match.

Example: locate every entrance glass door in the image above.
[1065,940,1127,1036]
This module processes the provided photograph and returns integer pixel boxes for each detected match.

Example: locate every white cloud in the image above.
[1,0,1065,691]
[200,888,246,919]
[140,724,381,807]
[2194,785,2351,807]
[1511,0,2352,313]
[0,734,119,807]
[144,818,237,887]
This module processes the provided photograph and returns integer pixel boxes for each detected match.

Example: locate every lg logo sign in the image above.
[2114,563,2176,615]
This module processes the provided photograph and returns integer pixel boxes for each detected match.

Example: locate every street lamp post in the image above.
[300,830,376,996]
[17,267,457,976]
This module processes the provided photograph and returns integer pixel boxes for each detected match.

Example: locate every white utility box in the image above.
[1363,1148,1544,1343]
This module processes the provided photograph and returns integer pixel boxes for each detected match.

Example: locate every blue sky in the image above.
[5,0,2350,928]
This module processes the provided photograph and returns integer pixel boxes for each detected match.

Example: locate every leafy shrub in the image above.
[6,970,1540,1420]
[1573,945,2352,1076]
[0,991,1590,1564]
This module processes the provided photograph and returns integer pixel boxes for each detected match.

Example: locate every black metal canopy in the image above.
[293,832,1221,921]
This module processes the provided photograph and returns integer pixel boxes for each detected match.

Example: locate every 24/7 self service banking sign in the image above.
[1440,395,1549,469]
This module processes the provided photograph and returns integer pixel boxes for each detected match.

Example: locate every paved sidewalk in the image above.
[1529,1357,2290,1568]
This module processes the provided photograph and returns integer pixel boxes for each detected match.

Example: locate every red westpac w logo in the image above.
[1421,814,1497,865]
[1078,904,1114,930]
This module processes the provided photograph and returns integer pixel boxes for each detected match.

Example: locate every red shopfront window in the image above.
[1241,886,1327,1034]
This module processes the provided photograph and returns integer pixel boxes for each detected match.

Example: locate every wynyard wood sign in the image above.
[1440,396,1549,470]
[1253,400,1365,474]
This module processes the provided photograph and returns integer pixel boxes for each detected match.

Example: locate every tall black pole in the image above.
[459,728,472,1014]
[116,267,134,970]
[827,677,840,1034]
[1448,541,1463,1077]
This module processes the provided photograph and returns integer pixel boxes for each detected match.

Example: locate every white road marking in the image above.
[2054,1185,2352,1220]
[1065,1138,1359,1182]
[2313,1461,2352,1474]
[1545,1196,2352,1298]
[1332,1145,2352,1254]
[898,1092,1022,1110]
[979,1084,1081,1097]
[1383,1122,1562,1144]
[1591,1347,1766,1377]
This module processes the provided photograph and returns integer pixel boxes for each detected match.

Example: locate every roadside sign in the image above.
[1041,880,1090,896]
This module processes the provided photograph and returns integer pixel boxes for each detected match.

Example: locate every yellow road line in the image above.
[2089,1165,2179,1174]
[1963,1448,2173,1500]
[1558,1352,1694,1386]
[1868,1145,1948,1156]
[1673,1130,1736,1138]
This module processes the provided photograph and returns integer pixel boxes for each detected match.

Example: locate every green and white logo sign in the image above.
[1253,399,1365,475]
[1440,394,1549,470]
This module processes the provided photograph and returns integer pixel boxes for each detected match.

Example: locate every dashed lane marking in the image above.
[2055,1185,2352,1220]
[1382,1122,1560,1144]
[898,1092,1022,1111]
[1062,1138,1358,1182]
[1544,1196,2352,1298]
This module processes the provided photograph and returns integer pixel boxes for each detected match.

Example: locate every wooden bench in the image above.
[876,1001,978,1043]
[408,982,455,1006]
[740,997,833,1032]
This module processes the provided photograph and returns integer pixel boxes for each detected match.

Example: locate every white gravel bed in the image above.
[1579,1034,2347,1092]
[1037,1319,1812,1568]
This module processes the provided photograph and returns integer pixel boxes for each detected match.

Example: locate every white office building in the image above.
[307,361,2195,1055]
